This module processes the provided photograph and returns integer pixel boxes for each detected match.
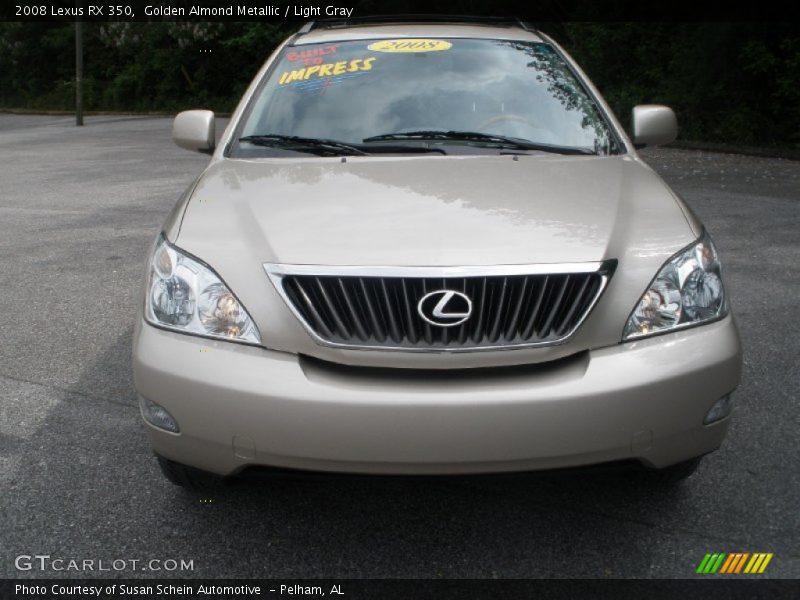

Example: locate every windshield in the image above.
[234,38,620,156]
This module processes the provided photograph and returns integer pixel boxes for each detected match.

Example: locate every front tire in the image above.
[645,457,703,485]
[156,456,221,491]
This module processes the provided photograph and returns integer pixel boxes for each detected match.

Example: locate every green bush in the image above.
[0,21,797,148]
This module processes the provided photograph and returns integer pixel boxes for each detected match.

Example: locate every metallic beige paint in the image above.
[170,154,697,368]
[134,315,741,476]
[632,105,679,147]
[171,109,215,153]
[135,23,743,475]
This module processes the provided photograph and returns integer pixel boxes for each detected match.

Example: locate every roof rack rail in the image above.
[297,21,314,34]
[297,15,538,34]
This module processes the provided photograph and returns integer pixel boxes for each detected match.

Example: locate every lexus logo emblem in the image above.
[417,290,473,327]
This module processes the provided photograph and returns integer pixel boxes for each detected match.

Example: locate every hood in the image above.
[176,154,693,267]
[171,154,699,368]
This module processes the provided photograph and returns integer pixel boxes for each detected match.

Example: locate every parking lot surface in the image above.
[0,115,798,578]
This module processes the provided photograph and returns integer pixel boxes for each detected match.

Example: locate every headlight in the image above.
[144,235,261,344]
[623,231,728,340]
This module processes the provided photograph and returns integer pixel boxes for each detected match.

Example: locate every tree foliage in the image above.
[0,21,797,147]
[561,23,800,146]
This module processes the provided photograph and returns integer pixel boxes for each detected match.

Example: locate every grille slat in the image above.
[521,275,548,340]
[337,278,369,340]
[487,277,508,343]
[276,267,609,350]
[456,278,470,345]
[286,279,334,339]
[399,279,419,344]
[539,275,570,338]
[380,279,403,343]
[358,278,386,342]
[315,278,349,339]
[421,279,434,345]
[504,276,529,341]
[471,278,488,344]
[556,275,591,337]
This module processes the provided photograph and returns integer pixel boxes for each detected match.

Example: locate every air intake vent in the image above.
[265,263,614,352]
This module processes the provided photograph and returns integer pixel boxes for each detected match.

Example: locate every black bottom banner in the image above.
[3,579,799,600]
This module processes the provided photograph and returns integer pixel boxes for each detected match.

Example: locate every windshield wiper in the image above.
[239,134,367,156]
[362,130,596,155]
[363,144,447,155]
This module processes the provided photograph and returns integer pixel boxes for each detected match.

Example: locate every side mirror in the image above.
[172,110,215,153]
[632,105,677,147]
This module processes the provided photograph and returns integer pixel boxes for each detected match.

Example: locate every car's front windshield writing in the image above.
[236,38,618,156]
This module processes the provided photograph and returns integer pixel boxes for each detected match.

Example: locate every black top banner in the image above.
[2,0,799,22]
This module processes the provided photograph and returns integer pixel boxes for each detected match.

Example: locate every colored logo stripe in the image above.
[719,553,736,573]
[697,553,726,574]
[734,553,750,573]
[697,552,773,574]
[696,554,712,573]
[719,553,749,573]
[745,553,773,574]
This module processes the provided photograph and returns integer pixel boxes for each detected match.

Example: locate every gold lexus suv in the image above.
[133,17,742,489]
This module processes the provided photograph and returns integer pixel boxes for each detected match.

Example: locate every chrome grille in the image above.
[265,263,614,351]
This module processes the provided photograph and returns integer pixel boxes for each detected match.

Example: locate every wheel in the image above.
[156,455,221,491]
[644,457,703,485]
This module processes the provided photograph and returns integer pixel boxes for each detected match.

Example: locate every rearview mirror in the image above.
[632,105,677,147]
[172,110,215,153]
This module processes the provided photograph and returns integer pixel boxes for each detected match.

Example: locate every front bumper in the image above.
[133,316,742,476]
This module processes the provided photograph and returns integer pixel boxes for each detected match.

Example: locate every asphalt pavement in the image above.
[0,114,798,579]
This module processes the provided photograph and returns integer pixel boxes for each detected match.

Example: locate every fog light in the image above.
[139,396,180,433]
[704,394,733,425]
